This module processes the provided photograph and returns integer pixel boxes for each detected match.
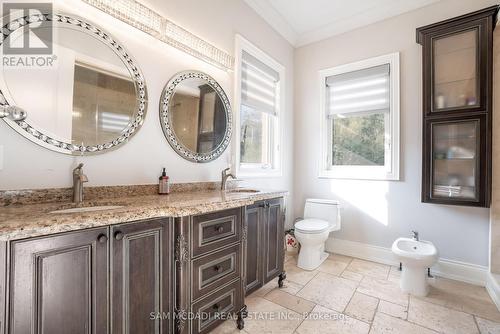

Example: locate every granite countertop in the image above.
[0,188,287,241]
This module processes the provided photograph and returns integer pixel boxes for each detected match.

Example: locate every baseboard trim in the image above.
[325,237,488,286]
[486,273,500,311]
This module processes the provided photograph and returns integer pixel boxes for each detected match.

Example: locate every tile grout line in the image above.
[472,314,481,333]
[404,297,449,334]
[284,253,500,333]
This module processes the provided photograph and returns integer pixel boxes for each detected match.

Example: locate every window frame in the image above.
[234,34,285,178]
[319,53,400,180]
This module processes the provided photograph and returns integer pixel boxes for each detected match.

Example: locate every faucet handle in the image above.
[411,230,419,239]
[73,163,84,173]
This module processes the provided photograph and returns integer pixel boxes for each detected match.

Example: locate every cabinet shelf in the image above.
[434,157,475,161]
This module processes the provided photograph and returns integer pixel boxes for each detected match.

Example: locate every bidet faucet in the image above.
[411,230,419,241]
[221,167,236,190]
[73,163,88,204]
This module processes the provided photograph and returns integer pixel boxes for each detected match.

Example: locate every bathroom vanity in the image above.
[0,10,287,334]
[0,186,287,334]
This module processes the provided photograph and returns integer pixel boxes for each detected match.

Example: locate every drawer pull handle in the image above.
[114,231,124,240]
[97,234,108,243]
[215,225,224,233]
[212,304,220,311]
[214,265,223,273]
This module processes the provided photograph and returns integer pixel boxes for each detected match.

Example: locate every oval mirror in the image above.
[0,13,147,154]
[160,71,232,163]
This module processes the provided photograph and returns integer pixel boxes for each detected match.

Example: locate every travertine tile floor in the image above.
[210,253,500,334]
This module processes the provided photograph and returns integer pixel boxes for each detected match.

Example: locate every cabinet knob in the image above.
[215,225,224,233]
[97,234,108,243]
[114,231,124,240]
[214,265,223,273]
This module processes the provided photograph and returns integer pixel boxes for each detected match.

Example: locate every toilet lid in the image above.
[295,219,330,233]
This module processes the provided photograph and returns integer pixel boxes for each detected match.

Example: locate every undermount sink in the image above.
[50,205,124,214]
[227,189,260,193]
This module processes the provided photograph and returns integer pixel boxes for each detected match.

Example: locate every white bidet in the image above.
[391,237,438,297]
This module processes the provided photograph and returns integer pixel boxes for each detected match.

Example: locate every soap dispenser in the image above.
[158,168,170,195]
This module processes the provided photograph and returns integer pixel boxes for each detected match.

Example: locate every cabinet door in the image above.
[263,198,284,284]
[423,114,489,206]
[1,242,6,334]
[244,202,264,295]
[8,227,109,334]
[111,218,172,334]
[419,15,493,116]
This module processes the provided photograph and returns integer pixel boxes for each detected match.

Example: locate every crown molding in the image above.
[245,0,441,48]
[243,0,298,46]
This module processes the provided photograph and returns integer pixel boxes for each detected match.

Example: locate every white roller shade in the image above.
[241,51,279,116]
[327,64,390,117]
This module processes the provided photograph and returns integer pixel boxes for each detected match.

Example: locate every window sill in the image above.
[236,169,283,179]
[318,170,399,181]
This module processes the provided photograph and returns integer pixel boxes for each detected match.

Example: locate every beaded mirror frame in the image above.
[159,71,232,163]
[0,12,148,155]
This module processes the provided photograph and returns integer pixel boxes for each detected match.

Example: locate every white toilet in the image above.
[294,199,341,270]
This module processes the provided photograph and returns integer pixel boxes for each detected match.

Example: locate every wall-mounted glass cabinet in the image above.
[417,6,498,207]
[433,29,479,112]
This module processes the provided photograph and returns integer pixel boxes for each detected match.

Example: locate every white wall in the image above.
[491,23,500,274]
[0,0,294,221]
[293,0,497,266]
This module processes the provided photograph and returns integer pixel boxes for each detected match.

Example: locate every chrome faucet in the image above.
[411,230,419,241]
[73,163,88,204]
[221,168,236,191]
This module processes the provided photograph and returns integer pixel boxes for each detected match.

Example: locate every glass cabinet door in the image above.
[432,28,479,112]
[431,120,479,200]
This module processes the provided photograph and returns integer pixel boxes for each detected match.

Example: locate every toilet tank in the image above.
[304,199,341,230]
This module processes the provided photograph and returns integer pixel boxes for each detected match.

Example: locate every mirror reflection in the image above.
[170,78,227,154]
[1,24,138,147]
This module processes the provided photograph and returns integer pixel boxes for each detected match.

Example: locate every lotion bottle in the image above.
[158,168,170,195]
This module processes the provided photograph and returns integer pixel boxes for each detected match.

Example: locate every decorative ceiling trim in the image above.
[81,0,234,70]
[244,0,441,47]
[243,0,298,46]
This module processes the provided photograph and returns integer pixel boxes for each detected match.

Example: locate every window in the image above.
[319,53,400,180]
[235,35,284,177]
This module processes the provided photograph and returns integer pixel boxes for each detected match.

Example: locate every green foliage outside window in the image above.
[332,113,385,166]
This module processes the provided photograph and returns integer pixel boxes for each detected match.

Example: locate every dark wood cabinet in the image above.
[111,218,173,334]
[174,208,246,334]
[3,218,173,334]
[263,198,285,284]
[243,203,263,295]
[7,227,109,334]
[1,242,7,334]
[1,199,285,334]
[417,6,498,207]
[244,198,285,295]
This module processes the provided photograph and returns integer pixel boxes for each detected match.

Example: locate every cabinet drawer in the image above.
[191,279,242,334]
[192,244,241,301]
[192,208,241,257]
